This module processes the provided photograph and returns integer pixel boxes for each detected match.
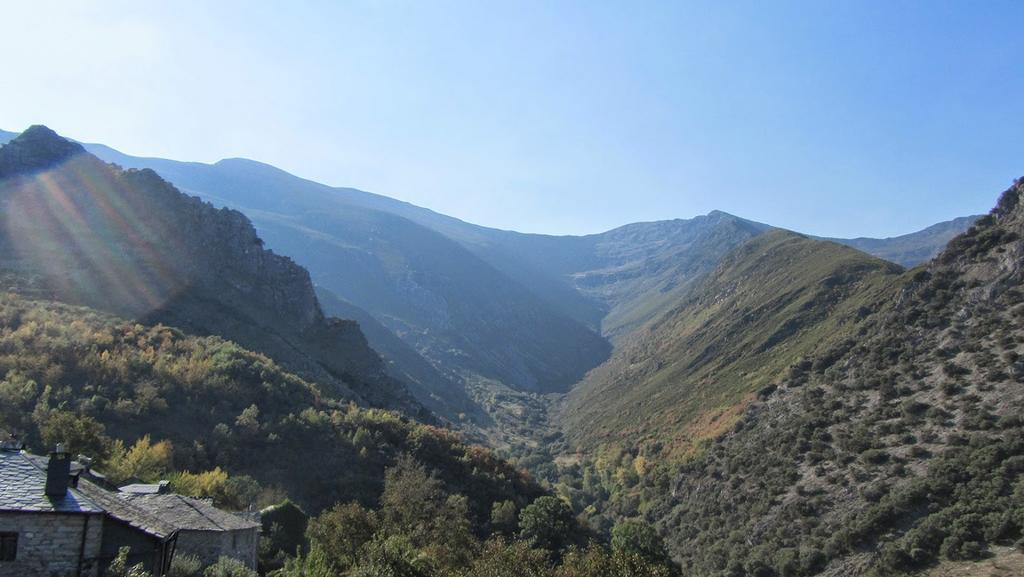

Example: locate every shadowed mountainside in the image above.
[246,203,612,395]
[68,143,613,397]
[314,286,485,424]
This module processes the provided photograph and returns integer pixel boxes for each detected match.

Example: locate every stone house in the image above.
[120,491,260,569]
[0,445,106,577]
[74,478,177,575]
[1,441,258,576]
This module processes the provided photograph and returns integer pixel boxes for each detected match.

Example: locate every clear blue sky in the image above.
[3,1,1022,237]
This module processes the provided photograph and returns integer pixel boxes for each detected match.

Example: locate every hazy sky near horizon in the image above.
[3,1,1022,237]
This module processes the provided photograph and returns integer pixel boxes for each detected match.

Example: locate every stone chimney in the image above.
[0,433,24,452]
[45,444,71,497]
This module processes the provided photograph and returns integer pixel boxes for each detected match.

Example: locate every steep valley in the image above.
[0,126,1016,577]
[0,127,980,452]
[562,229,905,457]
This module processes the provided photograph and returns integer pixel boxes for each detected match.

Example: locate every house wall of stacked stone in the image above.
[225,527,258,569]
[175,528,258,569]
[0,511,103,577]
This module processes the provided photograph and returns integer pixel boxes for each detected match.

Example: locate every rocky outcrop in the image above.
[0,125,85,177]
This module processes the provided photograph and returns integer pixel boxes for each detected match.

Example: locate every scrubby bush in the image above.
[104,547,151,577]
[167,554,202,577]
[202,557,257,577]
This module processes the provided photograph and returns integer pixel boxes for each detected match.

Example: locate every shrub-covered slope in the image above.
[563,229,904,455]
[0,291,540,516]
[649,180,1024,576]
[0,126,420,415]
[0,291,684,577]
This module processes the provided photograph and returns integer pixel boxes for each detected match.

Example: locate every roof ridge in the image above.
[77,479,176,539]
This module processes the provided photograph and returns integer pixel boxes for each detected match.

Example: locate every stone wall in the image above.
[0,512,103,577]
[175,528,258,570]
[222,527,258,569]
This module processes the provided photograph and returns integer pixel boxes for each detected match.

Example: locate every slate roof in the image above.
[2,448,256,536]
[76,479,176,539]
[0,450,103,514]
[121,493,260,532]
[119,482,169,495]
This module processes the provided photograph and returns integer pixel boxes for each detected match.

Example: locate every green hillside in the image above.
[0,291,539,516]
[0,291,681,577]
[563,229,904,457]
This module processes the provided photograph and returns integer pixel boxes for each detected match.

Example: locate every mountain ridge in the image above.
[0,126,982,265]
[825,215,983,267]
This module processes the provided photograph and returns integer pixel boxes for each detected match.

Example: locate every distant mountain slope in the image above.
[0,126,421,416]
[563,230,904,454]
[828,215,982,267]
[478,212,773,341]
[0,129,983,282]
[64,143,611,396]
[649,179,1024,575]
[246,204,611,394]
[51,132,975,338]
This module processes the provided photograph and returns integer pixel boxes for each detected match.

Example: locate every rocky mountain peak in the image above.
[0,125,85,177]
